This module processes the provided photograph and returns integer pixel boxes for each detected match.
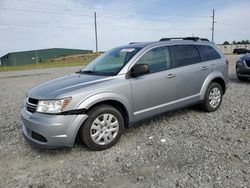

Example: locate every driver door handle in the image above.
[166,74,176,78]
[201,66,208,70]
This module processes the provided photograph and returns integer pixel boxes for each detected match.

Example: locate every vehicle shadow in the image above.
[229,74,250,84]
[124,105,204,132]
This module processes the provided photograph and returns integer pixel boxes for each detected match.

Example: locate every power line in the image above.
[98,14,211,23]
[3,3,249,42]
[3,5,250,31]
[6,0,210,18]
[215,29,250,37]
[0,22,210,32]
[216,19,250,29]
[0,23,93,30]
[0,7,212,27]
[0,7,93,17]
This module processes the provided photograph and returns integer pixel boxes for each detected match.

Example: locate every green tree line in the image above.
[223,40,250,45]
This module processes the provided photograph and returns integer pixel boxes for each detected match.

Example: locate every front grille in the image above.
[26,97,38,113]
[245,60,250,67]
[31,131,47,142]
[26,105,36,113]
[28,98,38,104]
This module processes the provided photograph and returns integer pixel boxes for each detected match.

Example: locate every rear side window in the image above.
[171,45,200,68]
[196,45,221,61]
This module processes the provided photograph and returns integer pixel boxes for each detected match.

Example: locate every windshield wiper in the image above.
[76,70,98,75]
[76,70,116,76]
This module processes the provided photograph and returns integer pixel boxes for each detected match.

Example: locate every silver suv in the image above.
[21,37,228,150]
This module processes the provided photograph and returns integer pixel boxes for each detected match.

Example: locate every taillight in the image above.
[225,59,229,65]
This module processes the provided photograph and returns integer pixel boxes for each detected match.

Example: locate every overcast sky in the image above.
[0,0,250,57]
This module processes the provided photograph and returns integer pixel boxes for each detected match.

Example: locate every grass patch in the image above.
[0,53,99,72]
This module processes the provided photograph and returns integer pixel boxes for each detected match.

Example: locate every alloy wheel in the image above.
[209,87,221,108]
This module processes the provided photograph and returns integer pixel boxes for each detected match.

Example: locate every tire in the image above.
[201,82,223,112]
[237,75,248,81]
[80,105,124,151]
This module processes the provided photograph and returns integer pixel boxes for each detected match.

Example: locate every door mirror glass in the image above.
[130,64,150,77]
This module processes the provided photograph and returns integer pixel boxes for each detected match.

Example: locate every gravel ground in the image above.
[0,55,249,188]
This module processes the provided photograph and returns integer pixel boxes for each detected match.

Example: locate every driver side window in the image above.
[135,46,171,73]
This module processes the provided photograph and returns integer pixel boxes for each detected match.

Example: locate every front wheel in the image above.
[80,105,124,151]
[201,82,223,112]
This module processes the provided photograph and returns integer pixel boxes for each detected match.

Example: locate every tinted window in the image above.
[197,45,221,61]
[136,46,171,73]
[171,45,200,68]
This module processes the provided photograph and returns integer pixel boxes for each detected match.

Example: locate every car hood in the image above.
[241,54,250,60]
[27,73,112,99]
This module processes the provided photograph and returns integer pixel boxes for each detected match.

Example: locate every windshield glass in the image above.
[79,47,141,76]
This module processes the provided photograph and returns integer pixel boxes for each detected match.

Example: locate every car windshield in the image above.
[78,47,141,76]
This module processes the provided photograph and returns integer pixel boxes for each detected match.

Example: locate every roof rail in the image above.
[200,38,209,41]
[129,42,140,44]
[159,37,209,42]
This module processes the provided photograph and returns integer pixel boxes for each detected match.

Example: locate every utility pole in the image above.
[4,57,7,70]
[35,50,39,67]
[14,56,16,70]
[94,12,98,53]
[211,9,215,42]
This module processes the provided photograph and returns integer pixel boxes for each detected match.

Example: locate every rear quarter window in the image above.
[171,45,201,68]
[196,45,221,62]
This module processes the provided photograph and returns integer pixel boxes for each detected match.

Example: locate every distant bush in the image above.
[232,40,250,44]
[222,40,250,45]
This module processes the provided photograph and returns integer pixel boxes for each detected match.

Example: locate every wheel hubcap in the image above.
[90,113,119,145]
[209,87,221,108]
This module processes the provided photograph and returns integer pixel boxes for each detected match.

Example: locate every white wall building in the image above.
[217,44,250,54]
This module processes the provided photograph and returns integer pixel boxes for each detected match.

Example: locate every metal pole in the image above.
[35,50,39,67]
[94,12,98,53]
[4,57,7,70]
[212,9,215,42]
[14,56,16,70]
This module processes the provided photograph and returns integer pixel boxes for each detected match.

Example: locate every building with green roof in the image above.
[0,48,93,66]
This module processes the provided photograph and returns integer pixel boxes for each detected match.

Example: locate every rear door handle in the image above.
[166,74,176,78]
[201,66,208,70]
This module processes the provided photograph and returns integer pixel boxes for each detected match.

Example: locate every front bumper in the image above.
[236,62,250,77]
[21,107,88,148]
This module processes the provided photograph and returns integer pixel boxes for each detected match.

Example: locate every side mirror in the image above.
[130,64,150,77]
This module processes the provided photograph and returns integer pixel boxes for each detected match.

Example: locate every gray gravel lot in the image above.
[0,55,249,188]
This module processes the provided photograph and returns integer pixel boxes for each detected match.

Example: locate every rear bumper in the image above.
[21,107,88,148]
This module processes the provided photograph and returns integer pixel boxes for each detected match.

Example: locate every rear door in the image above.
[170,45,210,100]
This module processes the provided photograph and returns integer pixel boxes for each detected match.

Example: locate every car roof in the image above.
[120,37,213,49]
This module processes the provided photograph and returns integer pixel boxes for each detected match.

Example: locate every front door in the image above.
[129,46,177,121]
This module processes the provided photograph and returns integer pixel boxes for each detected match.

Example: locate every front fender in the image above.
[76,91,133,121]
[200,71,226,100]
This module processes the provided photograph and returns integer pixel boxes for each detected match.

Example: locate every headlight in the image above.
[36,97,72,114]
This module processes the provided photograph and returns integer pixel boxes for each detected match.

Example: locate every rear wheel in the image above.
[80,105,124,151]
[201,82,223,112]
